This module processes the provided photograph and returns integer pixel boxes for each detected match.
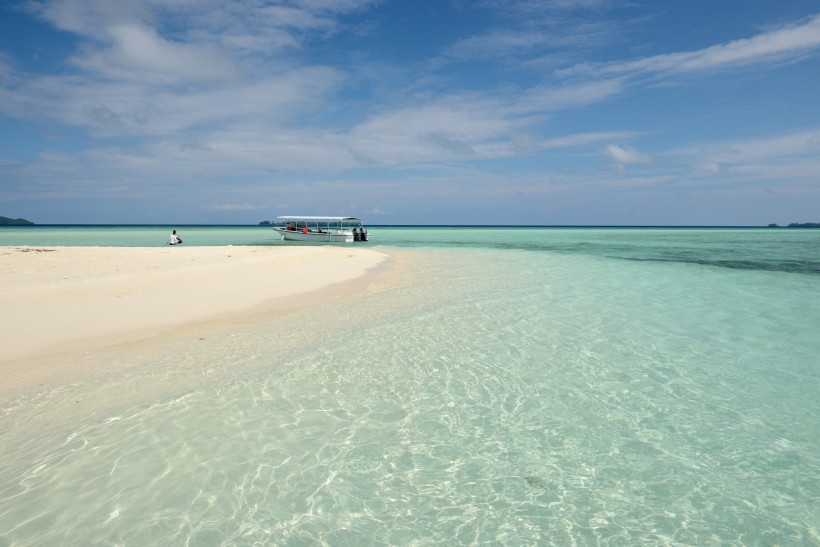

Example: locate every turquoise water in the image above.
[1,227,819,545]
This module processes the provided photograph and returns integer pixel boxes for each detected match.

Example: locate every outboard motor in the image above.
[361,227,368,241]
[353,227,361,241]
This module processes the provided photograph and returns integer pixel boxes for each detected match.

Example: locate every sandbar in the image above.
[0,246,388,369]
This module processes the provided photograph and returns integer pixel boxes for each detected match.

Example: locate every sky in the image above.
[1,0,819,225]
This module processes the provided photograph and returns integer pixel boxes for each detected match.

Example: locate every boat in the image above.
[273,216,368,243]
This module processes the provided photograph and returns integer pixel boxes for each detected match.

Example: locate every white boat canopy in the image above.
[277,216,362,221]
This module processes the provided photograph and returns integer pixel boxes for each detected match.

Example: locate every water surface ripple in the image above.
[1,228,818,545]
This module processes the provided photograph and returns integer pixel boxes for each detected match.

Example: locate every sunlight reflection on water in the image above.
[1,234,819,544]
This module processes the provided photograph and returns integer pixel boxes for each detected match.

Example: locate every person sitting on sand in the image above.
[168,230,182,245]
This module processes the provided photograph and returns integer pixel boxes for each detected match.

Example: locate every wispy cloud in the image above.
[444,30,555,61]
[658,131,820,192]
[33,0,381,45]
[672,130,820,164]
[563,13,820,78]
[473,0,620,17]
[204,203,263,211]
[443,0,626,64]
[541,131,643,149]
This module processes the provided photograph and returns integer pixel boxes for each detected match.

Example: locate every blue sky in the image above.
[1,0,819,225]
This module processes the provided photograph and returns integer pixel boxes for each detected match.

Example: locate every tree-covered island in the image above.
[768,222,820,228]
[0,216,35,225]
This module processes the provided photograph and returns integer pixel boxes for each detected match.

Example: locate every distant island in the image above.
[258,220,272,226]
[0,216,34,226]
[768,222,820,228]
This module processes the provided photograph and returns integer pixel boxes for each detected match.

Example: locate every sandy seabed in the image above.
[0,246,388,394]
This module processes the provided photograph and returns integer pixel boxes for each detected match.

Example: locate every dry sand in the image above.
[0,246,388,367]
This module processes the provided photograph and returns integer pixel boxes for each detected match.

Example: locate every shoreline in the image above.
[0,246,389,391]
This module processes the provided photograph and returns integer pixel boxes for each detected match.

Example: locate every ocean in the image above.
[1,226,818,545]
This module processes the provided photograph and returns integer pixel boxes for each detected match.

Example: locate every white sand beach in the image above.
[0,246,388,370]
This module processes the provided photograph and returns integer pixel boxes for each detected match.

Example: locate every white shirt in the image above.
[168,234,178,245]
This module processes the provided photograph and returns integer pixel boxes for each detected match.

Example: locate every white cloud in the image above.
[30,0,381,80]
[78,23,239,82]
[3,0,379,139]
[604,144,651,165]
[34,0,150,36]
[1,65,342,137]
[346,100,506,164]
[338,83,627,166]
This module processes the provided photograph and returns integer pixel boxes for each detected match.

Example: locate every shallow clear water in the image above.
[1,228,819,545]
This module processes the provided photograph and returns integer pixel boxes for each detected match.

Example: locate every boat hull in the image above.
[274,228,354,242]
